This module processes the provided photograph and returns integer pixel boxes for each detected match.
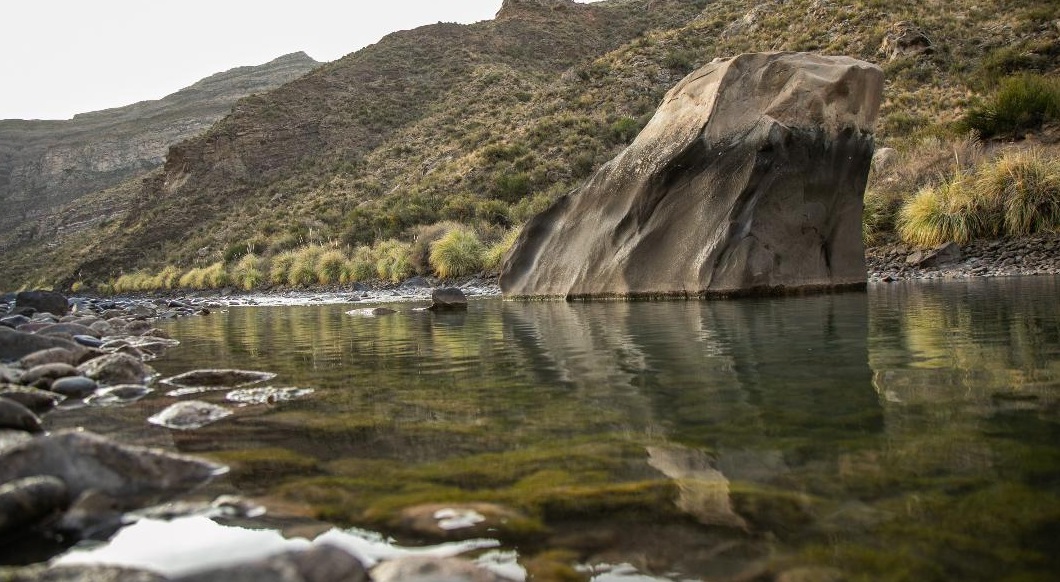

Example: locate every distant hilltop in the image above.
[0,51,319,242]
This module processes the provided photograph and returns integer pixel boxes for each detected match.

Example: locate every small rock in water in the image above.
[0,386,65,414]
[77,353,156,386]
[14,290,70,317]
[427,288,468,311]
[148,400,233,430]
[346,307,397,317]
[85,385,152,406]
[37,322,101,339]
[171,543,368,582]
[48,376,99,399]
[20,347,80,368]
[0,429,227,504]
[0,398,43,433]
[19,363,79,389]
[73,335,105,348]
[225,386,314,405]
[162,369,277,390]
[0,476,70,539]
[372,556,514,582]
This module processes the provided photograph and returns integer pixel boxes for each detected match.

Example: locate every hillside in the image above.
[0,52,319,243]
[1,0,1057,290]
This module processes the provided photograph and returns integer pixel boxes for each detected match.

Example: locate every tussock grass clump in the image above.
[342,246,376,283]
[963,74,1060,139]
[430,227,485,278]
[316,249,346,285]
[976,150,1060,236]
[410,222,463,274]
[154,265,181,289]
[484,227,523,272]
[178,267,208,289]
[288,246,325,287]
[897,175,986,247]
[863,189,898,246]
[233,254,265,290]
[113,270,155,293]
[201,262,228,288]
[374,240,413,283]
[269,251,297,286]
[896,148,1060,246]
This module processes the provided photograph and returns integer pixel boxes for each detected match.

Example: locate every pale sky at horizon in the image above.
[1,1,599,121]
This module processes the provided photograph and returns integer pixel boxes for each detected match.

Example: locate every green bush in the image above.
[484,227,523,272]
[897,175,987,246]
[374,239,413,283]
[233,254,265,290]
[178,267,209,289]
[962,74,1060,138]
[202,262,229,288]
[344,246,377,283]
[977,150,1060,236]
[289,246,325,286]
[269,252,297,285]
[316,249,346,285]
[430,227,485,278]
[154,265,181,289]
[410,222,462,274]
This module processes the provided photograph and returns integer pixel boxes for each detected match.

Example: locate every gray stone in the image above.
[173,543,368,582]
[3,565,168,582]
[0,364,22,383]
[346,307,397,317]
[161,369,276,389]
[77,353,156,386]
[0,429,227,507]
[13,290,70,317]
[0,398,43,433]
[372,556,514,582]
[1,314,31,329]
[19,363,79,389]
[500,52,883,299]
[0,428,33,451]
[428,287,468,310]
[906,241,961,268]
[147,400,233,430]
[73,335,105,348]
[0,327,83,362]
[0,476,70,539]
[49,376,99,399]
[37,322,101,339]
[0,386,65,414]
[20,347,80,368]
[85,384,151,406]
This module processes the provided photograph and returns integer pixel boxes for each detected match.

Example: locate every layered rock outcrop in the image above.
[500,52,884,299]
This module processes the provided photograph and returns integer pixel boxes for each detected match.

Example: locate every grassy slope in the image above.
[2,0,1057,290]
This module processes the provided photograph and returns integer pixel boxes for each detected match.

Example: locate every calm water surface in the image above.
[60,277,1060,580]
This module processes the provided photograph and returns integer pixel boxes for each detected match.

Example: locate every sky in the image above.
[0,1,597,121]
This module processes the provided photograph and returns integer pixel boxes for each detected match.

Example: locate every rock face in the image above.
[0,53,319,249]
[500,52,883,299]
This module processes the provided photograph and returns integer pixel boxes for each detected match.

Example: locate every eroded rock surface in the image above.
[500,52,883,299]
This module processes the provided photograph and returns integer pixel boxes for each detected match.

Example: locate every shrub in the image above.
[269,252,297,285]
[430,228,485,278]
[976,150,1060,236]
[154,265,182,289]
[409,222,462,274]
[484,227,523,272]
[113,270,154,293]
[962,74,1060,138]
[344,246,377,283]
[201,262,229,288]
[178,267,208,289]
[897,175,988,246]
[289,246,324,286]
[374,239,413,283]
[316,249,346,285]
[233,254,265,290]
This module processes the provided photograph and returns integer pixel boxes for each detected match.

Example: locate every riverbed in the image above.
[28,276,1060,580]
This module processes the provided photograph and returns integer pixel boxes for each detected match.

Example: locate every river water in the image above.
[51,277,1060,580]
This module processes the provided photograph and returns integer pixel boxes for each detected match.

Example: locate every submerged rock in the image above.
[346,307,397,317]
[148,400,233,430]
[428,288,468,311]
[162,369,277,389]
[77,353,156,386]
[500,52,883,299]
[0,386,65,414]
[0,398,43,433]
[0,476,70,539]
[84,385,152,406]
[372,556,514,582]
[225,386,314,405]
[172,543,368,582]
[0,430,226,506]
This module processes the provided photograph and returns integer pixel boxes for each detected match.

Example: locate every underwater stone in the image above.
[148,400,233,430]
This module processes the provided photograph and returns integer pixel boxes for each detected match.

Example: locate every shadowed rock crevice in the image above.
[500,52,884,299]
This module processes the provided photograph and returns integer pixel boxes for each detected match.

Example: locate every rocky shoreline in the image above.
[0,290,513,582]
[866,234,1060,283]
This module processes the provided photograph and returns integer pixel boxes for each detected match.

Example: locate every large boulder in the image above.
[0,327,84,363]
[500,52,883,299]
[13,291,70,317]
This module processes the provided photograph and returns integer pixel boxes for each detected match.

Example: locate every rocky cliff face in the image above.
[500,52,884,298]
[0,52,318,236]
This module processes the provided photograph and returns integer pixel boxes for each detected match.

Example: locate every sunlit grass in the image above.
[430,227,485,278]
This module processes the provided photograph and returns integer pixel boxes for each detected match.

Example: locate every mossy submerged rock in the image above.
[500,52,884,299]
